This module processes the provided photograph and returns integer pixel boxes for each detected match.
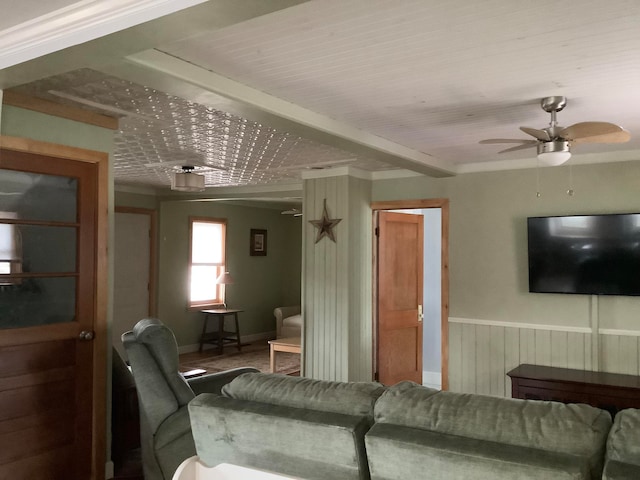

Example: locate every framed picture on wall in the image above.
[250,229,267,256]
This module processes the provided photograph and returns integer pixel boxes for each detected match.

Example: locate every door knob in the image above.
[79,330,94,341]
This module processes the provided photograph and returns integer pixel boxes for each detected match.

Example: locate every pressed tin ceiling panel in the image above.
[161,0,640,165]
[15,69,395,188]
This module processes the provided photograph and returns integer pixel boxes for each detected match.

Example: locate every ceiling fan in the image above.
[281,208,302,217]
[480,96,630,165]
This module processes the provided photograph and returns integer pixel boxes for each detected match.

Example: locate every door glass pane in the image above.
[19,225,77,273]
[0,170,77,223]
[0,277,76,329]
[0,168,79,329]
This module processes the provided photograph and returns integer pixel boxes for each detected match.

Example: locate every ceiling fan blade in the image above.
[520,127,551,141]
[497,143,537,154]
[559,122,631,144]
[479,139,537,145]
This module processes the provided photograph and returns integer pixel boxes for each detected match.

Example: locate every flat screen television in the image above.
[527,213,640,296]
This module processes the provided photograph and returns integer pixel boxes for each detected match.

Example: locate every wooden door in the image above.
[377,211,424,385]
[0,145,101,479]
[113,208,155,359]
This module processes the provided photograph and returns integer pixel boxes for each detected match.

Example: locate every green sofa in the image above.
[603,408,640,479]
[187,374,616,480]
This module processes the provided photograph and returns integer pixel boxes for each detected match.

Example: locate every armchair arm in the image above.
[187,367,259,395]
[274,306,301,338]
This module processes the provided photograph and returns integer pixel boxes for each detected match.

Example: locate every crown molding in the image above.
[0,0,206,69]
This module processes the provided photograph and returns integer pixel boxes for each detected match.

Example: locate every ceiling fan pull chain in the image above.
[567,164,575,196]
[536,158,542,198]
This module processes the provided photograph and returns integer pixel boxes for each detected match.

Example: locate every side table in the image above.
[267,337,301,373]
[199,309,243,354]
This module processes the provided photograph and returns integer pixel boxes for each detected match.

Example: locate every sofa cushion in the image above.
[605,408,640,466]
[189,393,371,480]
[282,314,302,328]
[222,372,385,418]
[365,423,589,480]
[374,381,611,479]
[603,460,640,480]
[154,405,192,450]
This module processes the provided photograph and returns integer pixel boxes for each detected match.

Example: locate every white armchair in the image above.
[273,306,301,339]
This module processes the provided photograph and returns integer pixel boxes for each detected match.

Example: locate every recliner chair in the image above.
[122,318,258,480]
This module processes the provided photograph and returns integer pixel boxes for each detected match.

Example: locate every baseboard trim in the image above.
[422,370,441,390]
[105,460,114,479]
[178,330,276,354]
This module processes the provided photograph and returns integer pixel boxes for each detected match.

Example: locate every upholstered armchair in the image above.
[274,305,302,339]
[122,318,258,480]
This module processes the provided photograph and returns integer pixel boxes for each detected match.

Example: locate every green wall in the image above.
[157,199,302,348]
[373,160,640,331]
[2,104,113,153]
[115,190,159,210]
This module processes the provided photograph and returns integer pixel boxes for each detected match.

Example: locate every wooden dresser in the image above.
[507,364,640,416]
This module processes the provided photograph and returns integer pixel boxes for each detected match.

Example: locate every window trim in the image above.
[188,216,227,310]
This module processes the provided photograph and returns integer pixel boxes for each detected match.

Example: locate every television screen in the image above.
[527,213,640,296]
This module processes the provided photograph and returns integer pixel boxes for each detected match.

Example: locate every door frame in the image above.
[0,135,109,479]
[114,206,157,317]
[371,198,450,390]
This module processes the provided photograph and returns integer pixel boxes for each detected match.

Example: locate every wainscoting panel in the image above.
[600,333,640,375]
[449,318,595,397]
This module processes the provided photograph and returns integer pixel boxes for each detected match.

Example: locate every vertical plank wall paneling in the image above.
[347,176,373,381]
[303,174,373,381]
[449,318,640,397]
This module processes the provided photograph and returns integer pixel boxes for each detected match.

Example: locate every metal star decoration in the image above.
[309,199,342,243]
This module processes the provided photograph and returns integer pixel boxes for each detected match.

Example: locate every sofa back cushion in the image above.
[190,393,372,480]
[375,381,612,458]
[222,372,385,418]
[606,408,640,466]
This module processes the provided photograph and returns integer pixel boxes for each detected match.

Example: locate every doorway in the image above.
[113,207,156,359]
[372,198,449,389]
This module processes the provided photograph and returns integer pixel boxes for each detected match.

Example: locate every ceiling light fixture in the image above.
[171,166,205,192]
[537,140,571,166]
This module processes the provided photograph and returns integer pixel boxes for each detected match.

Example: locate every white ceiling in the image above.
[3,0,640,191]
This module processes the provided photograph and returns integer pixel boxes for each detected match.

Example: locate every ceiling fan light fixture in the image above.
[537,140,571,166]
[171,166,205,192]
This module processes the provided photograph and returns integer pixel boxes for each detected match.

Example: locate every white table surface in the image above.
[173,457,302,480]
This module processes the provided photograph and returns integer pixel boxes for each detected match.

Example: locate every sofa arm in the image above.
[274,306,301,338]
[187,367,259,396]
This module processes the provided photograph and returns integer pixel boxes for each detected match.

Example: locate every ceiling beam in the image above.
[103,49,456,178]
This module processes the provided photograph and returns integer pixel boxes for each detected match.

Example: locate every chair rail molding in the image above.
[448,316,640,398]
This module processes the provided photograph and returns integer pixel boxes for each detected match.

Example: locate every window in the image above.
[189,217,226,308]
[0,212,22,285]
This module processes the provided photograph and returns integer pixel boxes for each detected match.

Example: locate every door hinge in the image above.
[374,227,380,236]
[374,371,379,381]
